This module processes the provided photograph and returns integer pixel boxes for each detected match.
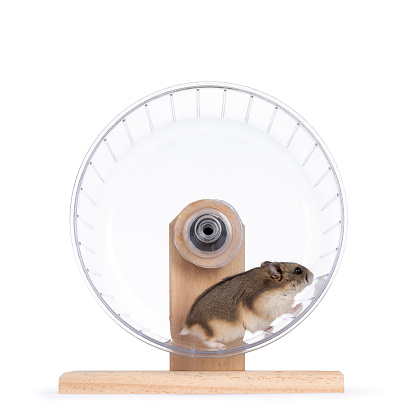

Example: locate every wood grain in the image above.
[59,371,344,394]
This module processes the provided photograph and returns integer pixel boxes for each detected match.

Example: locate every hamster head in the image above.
[261,261,314,293]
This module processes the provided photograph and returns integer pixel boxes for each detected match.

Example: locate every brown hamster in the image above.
[180,261,313,348]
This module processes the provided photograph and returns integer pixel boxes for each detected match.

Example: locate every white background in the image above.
[1,1,415,414]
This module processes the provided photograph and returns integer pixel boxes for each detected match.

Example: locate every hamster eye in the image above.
[294,267,302,274]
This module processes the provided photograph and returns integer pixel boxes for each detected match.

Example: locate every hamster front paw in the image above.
[290,303,303,314]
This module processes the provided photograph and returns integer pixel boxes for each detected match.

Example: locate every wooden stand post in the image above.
[168,199,245,370]
[169,221,245,371]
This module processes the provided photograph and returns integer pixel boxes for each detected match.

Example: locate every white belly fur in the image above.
[241,290,295,333]
[209,319,246,343]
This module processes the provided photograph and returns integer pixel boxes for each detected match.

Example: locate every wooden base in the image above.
[59,371,343,394]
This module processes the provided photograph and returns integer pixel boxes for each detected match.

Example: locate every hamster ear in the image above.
[261,261,272,267]
[268,262,283,281]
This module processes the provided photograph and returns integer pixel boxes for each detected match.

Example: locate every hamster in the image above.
[180,261,313,348]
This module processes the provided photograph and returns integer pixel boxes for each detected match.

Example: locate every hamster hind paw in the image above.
[204,340,226,349]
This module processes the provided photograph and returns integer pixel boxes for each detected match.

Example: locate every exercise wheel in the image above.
[62,82,346,394]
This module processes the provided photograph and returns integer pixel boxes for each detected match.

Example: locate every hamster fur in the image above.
[180,261,313,348]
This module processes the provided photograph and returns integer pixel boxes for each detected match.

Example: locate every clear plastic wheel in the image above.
[71,82,346,357]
